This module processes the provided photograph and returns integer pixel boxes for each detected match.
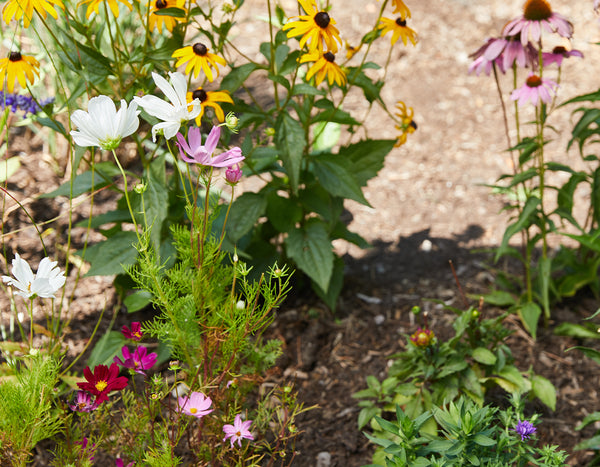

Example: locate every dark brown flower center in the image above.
[526,75,542,87]
[192,43,208,56]
[552,45,567,55]
[323,52,335,63]
[395,18,407,27]
[523,0,552,21]
[314,11,330,28]
[192,89,208,102]
[155,0,166,8]
[9,51,22,62]
[410,120,417,130]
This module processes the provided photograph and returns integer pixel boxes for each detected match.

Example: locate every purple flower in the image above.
[115,458,135,467]
[511,74,558,107]
[542,45,583,67]
[503,0,573,46]
[223,414,254,448]
[69,390,99,412]
[121,322,143,341]
[114,346,157,375]
[0,91,53,118]
[176,125,244,167]
[177,391,213,418]
[469,35,538,76]
[225,164,243,184]
[76,437,96,462]
[513,419,537,441]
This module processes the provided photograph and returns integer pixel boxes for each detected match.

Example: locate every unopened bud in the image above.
[225,112,239,133]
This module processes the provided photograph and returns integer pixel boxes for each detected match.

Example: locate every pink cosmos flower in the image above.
[503,0,573,46]
[114,346,157,375]
[225,164,243,184]
[177,391,213,418]
[115,458,135,467]
[223,414,254,448]
[176,125,244,167]
[511,74,558,107]
[121,322,143,341]
[542,46,583,67]
[69,390,99,412]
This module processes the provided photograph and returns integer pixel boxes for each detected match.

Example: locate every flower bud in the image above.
[225,112,239,133]
[225,164,242,185]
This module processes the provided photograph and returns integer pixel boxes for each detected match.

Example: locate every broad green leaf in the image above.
[518,302,541,339]
[285,219,333,291]
[481,290,516,307]
[123,290,153,313]
[265,193,303,233]
[575,434,600,451]
[87,330,126,367]
[358,406,380,429]
[496,366,527,391]
[0,156,20,182]
[531,374,556,411]
[79,231,139,276]
[554,322,600,339]
[495,196,540,261]
[75,209,132,228]
[313,121,341,152]
[142,154,169,253]
[338,139,396,186]
[40,162,121,198]
[473,434,496,447]
[566,346,600,365]
[226,192,267,243]
[312,154,369,205]
[312,255,344,310]
[275,114,305,193]
[472,347,497,365]
[153,7,185,16]
[221,63,259,93]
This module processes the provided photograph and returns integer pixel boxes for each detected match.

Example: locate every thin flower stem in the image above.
[111,149,142,244]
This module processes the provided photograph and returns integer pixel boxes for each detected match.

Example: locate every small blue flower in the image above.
[513,419,536,441]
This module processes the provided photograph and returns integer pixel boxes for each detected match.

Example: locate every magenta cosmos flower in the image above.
[469,35,537,75]
[503,0,573,46]
[176,125,244,167]
[121,321,143,341]
[223,414,254,448]
[511,74,558,107]
[542,45,583,67]
[77,363,128,403]
[114,346,157,375]
[225,164,242,184]
[177,391,213,418]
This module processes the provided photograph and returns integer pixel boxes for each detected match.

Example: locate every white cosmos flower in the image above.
[70,95,140,150]
[134,71,201,142]
[2,253,66,299]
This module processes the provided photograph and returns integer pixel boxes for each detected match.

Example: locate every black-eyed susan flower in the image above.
[300,50,346,87]
[186,87,233,126]
[172,43,226,82]
[0,52,40,93]
[379,17,418,46]
[344,41,361,60]
[78,0,132,19]
[282,0,342,53]
[148,0,186,33]
[503,0,573,46]
[394,101,417,147]
[2,0,63,27]
[390,0,411,19]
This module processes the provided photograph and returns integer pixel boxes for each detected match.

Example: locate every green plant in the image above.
[354,303,556,434]
[364,394,568,466]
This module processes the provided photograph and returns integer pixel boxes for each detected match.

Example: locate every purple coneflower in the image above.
[469,35,538,75]
[511,74,558,107]
[503,0,573,46]
[542,45,583,67]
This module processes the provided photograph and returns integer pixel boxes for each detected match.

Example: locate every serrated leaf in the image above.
[338,139,396,186]
[312,154,369,205]
[285,219,333,291]
[226,192,267,243]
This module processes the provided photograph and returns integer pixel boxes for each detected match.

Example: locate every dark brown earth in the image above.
[3,0,600,466]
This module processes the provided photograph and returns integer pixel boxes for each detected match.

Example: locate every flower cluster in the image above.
[0,92,53,117]
[469,0,581,108]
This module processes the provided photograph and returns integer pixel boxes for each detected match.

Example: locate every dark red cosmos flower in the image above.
[77,363,128,403]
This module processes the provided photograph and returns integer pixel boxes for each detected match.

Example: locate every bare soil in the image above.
[2,0,600,466]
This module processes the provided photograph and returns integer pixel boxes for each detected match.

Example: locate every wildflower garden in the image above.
[2,0,600,465]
